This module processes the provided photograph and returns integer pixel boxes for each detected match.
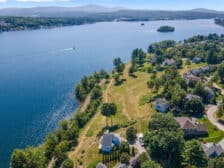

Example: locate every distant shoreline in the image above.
[0,17,218,33]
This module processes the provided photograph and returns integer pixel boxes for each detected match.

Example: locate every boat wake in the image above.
[61,48,74,51]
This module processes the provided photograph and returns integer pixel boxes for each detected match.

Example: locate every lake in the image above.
[0,19,223,167]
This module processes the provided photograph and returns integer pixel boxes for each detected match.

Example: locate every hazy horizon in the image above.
[1,0,224,11]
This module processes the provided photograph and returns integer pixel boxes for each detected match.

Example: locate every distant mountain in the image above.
[1,5,224,19]
[191,8,224,14]
[0,5,125,17]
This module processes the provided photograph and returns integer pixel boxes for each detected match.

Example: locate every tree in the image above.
[129,65,136,76]
[126,127,137,143]
[60,120,68,131]
[114,73,121,85]
[91,85,102,99]
[119,142,130,154]
[209,157,224,168]
[113,57,125,74]
[193,82,211,103]
[101,103,117,126]
[217,103,224,118]
[145,113,184,168]
[207,50,219,64]
[62,159,74,168]
[218,63,224,83]
[54,141,70,165]
[184,98,205,116]
[120,153,130,164]
[170,84,186,107]
[11,147,47,168]
[141,160,161,168]
[44,133,58,159]
[132,48,146,67]
[182,140,208,168]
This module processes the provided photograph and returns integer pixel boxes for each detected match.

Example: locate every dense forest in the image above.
[2,9,224,32]
[0,17,114,32]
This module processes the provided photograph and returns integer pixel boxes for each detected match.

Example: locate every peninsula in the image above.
[11,34,224,168]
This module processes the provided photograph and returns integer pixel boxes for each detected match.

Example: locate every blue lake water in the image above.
[0,19,224,167]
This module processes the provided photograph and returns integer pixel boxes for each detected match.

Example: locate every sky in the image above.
[1,0,224,10]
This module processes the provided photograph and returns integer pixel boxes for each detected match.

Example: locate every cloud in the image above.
[0,0,7,3]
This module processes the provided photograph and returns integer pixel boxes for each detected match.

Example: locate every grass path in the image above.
[69,64,154,167]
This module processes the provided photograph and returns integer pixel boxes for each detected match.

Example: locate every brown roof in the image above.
[175,117,207,132]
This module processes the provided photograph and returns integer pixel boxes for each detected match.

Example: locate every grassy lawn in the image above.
[108,63,154,133]
[199,118,224,143]
[68,64,154,167]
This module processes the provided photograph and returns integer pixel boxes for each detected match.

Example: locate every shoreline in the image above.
[0,18,217,34]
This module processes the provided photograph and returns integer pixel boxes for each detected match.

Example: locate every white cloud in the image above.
[0,0,7,3]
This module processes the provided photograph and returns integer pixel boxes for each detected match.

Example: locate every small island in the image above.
[157,25,175,32]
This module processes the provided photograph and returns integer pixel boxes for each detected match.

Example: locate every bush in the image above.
[120,153,130,164]
[126,127,137,143]
[62,159,74,168]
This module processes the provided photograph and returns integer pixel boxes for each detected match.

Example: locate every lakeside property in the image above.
[10,34,224,168]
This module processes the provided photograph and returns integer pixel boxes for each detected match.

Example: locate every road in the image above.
[213,83,224,95]
[206,105,224,131]
[205,83,224,131]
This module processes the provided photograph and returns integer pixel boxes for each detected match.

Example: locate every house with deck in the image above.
[175,117,208,137]
[99,131,121,153]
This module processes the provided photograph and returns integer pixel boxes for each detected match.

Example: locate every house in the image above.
[175,117,208,137]
[154,98,170,113]
[185,94,201,101]
[99,131,121,153]
[162,59,175,66]
[192,57,202,64]
[183,73,201,85]
[149,57,156,64]
[190,66,211,76]
[202,142,224,158]
[96,163,107,168]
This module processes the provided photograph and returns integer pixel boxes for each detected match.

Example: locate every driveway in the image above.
[128,139,146,167]
[206,105,224,131]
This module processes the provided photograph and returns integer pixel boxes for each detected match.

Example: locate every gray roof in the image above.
[96,163,107,168]
[190,66,210,76]
[202,143,224,157]
[101,133,114,148]
[163,59,175,65]
[100,132,120,149]
[185,94,201,100]
[155,98,169,105]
